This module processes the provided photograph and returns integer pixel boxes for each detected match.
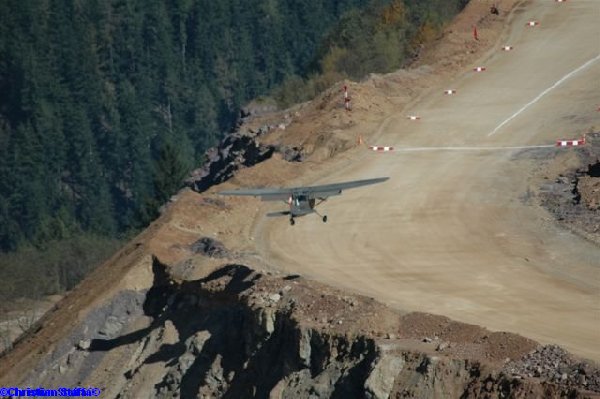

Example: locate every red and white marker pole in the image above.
[369,146,394,152]
[407,115,421,121]
[444,89,457,95]
[502,45,514,51]
[555,136,586,147]
[343,85,351,111]
[473,66,486,72]
[526,21,540,27]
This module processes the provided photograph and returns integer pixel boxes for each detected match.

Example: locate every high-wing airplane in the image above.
[218,177,389,225]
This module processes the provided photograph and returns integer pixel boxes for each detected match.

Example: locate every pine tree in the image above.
[153,142,188,204]
[0,0,470,252]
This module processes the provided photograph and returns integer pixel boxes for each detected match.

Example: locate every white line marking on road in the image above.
[391,145,555,152]
[488,54,600,136]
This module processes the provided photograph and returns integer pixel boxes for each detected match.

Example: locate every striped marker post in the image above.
[473,66,486,72]
[444,89,457,95]
[343,85,351,111]
[556,136,586,147]
[502,46,513,51]
[407,115,421,121]
[369,146,394,152]
[526,21,540,27]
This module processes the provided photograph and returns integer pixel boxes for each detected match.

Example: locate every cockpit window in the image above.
[293,194,307,207]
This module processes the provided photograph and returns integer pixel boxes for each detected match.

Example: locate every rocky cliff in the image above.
[11,257,599,398]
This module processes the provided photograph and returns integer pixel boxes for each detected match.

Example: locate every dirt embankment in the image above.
[222,0,523,166]
[537,133,600,244]
[11,258,600,398]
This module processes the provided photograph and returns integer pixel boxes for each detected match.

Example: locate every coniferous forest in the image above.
[0,0,467,298]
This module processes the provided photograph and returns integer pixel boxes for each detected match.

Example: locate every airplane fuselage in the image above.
[289,194,316,217]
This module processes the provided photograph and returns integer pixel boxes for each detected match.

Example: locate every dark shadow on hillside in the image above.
[88,257,304,398]
[89,260,257,349]
[587,161,600,177]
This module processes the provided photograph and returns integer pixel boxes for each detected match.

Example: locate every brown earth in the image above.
[0,0,599,397]
[257,0,600,361]
[9,258,599,398]
[579,173,600,212]
[536,135,600,243]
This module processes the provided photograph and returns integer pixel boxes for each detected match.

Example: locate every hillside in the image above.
[0,0,367,250]
[1,0,599,398]
[0,0,471,316]
[0,0,467,251]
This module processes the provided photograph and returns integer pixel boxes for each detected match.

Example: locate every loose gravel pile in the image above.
[503,345,600,393]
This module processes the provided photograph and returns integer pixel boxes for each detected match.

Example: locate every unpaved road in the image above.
[258,1,600,360]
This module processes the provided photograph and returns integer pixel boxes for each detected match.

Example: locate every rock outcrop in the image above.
[185,116,304,194]
[190,237,230,258]
[539,133,600,241]
[11,259,599,398]
[185,129,275,193]
[503,345,600,393]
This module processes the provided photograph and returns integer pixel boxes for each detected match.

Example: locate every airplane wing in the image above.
[217,187,293,201]
[301,177,389,198]
[218,177,388,201]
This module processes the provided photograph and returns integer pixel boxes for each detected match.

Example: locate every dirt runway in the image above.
[258,1,600,360]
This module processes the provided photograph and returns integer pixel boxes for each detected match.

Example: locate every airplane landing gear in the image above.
[314,208,327,223]
[290,218,295,226]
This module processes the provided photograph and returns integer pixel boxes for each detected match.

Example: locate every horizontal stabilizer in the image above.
[266,211,290,218]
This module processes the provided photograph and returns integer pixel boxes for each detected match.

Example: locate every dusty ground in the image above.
[579,175,600,211]
[1,0,598,390]
[256,0,600,360]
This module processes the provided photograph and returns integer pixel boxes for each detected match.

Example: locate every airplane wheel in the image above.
[322,215,327,223]
[290,218,295,226]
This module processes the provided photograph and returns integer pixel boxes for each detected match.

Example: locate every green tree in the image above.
[0,0,470,255]
[153,142,188,204]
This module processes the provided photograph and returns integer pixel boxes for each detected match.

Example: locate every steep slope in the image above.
[1,1,599,398]
[10,259,599,398]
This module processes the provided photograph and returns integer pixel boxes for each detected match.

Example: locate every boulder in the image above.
[364,352,405,399]
[98,316,122,337]
[190,237,229,258]
[77,339,91,351]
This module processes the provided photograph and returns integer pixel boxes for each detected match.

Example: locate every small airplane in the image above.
[218,177,389,225]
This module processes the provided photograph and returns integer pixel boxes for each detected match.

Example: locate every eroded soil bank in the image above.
[537,133,600,244]
[11,258,600,398]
